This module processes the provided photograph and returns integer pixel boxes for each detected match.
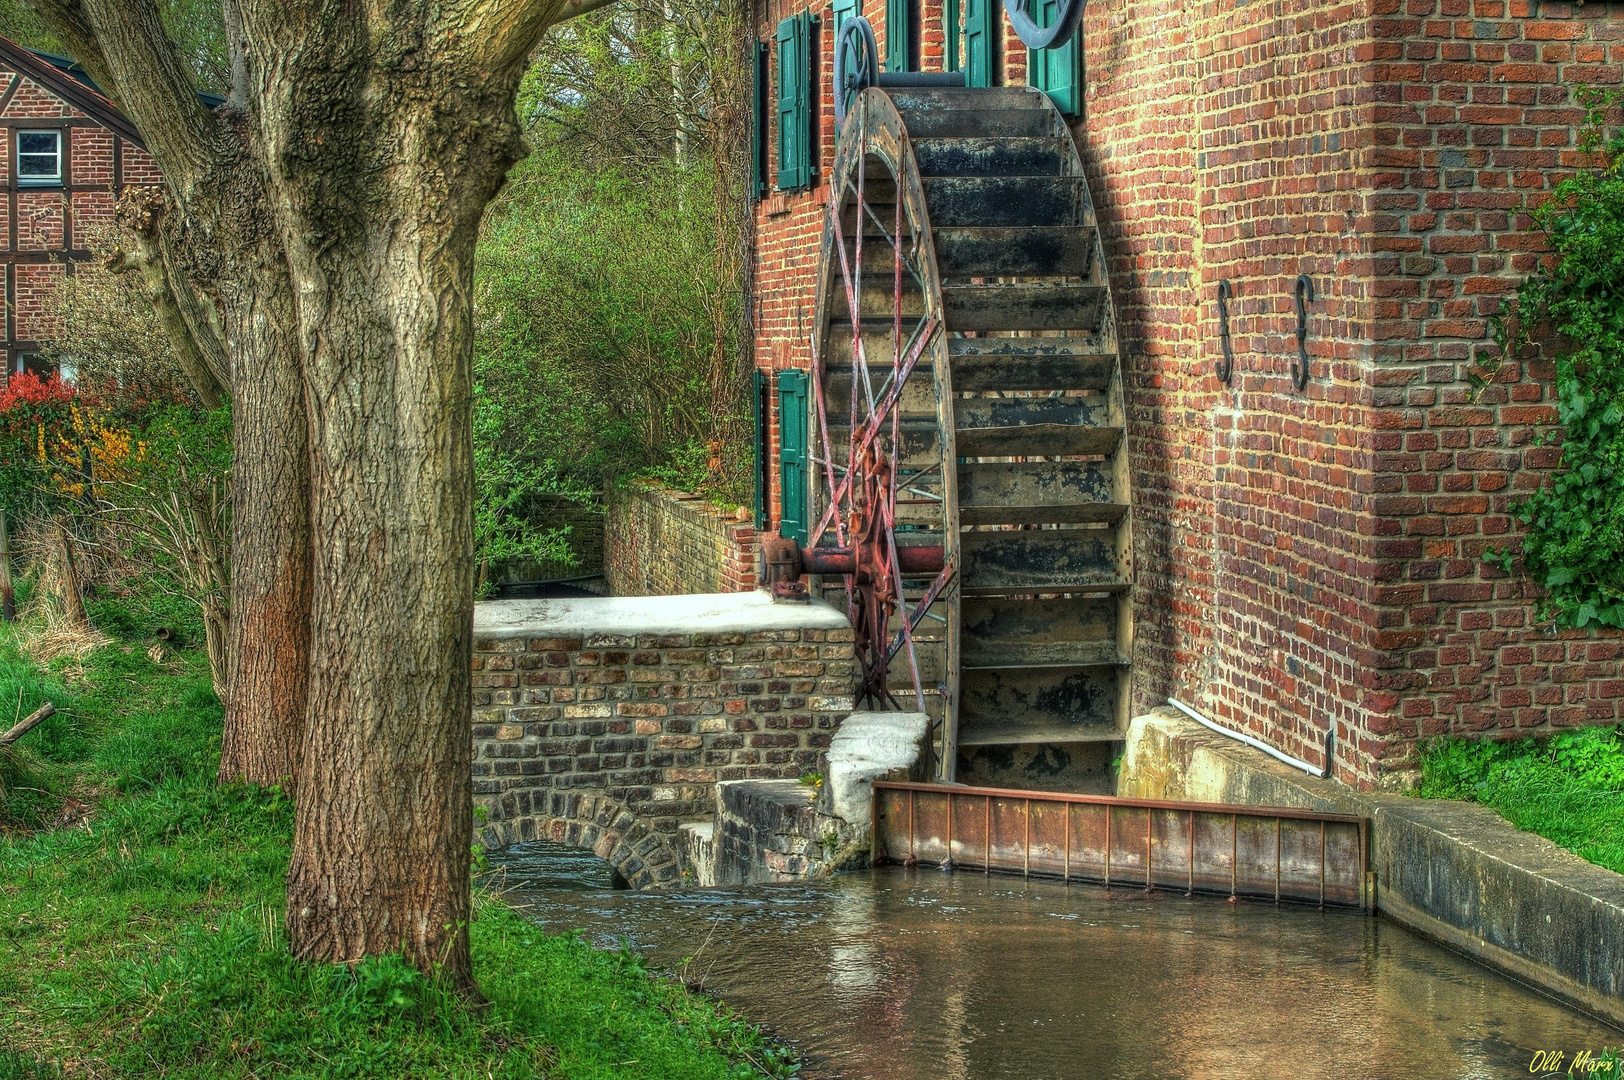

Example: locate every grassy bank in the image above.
[0,592,793,1079]
[1416,726,1624,877]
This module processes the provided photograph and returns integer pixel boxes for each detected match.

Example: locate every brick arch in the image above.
[477,790,685,891]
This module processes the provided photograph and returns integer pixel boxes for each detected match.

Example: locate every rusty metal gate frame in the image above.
[872,781,1372,911]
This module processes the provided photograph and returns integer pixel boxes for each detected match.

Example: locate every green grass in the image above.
[0,597,795,1079]
[1415,725,1624,877]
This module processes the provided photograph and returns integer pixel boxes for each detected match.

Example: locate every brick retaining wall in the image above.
[604,481,758,596]
[470,592,854,887]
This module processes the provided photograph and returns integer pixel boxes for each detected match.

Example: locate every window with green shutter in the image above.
[832,0,858,144]
[885,0,913,72]
[775,14,813,191]
[1027,1,1080,116]
[964,0,994,87]
[752,42,769,199]
[833,0,858,39]
[753,369,770,530]
[777,369,809,544]
[944,0,961,73]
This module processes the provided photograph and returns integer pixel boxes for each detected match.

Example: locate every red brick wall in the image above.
[1363,0,1623,768]
[0,63,162,375]
[606,482,760,596]
[744,0,1620,788]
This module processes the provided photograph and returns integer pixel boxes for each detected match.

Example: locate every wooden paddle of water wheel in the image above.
[764,53,1133,793]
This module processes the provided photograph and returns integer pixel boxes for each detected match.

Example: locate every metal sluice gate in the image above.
[872,782,1372,911]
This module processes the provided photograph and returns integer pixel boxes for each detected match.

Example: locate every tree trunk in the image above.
[29,0,588,994]
[217,255,312,792]
[1,508,15,622]
[244,13,527,994]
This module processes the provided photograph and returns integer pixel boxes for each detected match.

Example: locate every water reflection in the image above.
[489,841,1621,1080]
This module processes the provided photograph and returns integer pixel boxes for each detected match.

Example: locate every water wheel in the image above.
[780,83,1132,791]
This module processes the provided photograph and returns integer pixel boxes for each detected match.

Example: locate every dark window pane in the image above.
[17,132,59,180]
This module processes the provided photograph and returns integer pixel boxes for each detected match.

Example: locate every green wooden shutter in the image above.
[777,369,809,544]
[964,0,993,87]
[752,42,769,199]
[832,0,857,145]
[885,0,912,72]
[775,14,812,190]
[944,0,961,73]
[753,368,769,529]
[1027,0,1079,116]
[832,0,857,39]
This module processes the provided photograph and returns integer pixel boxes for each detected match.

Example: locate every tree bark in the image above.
[217,243,312,792]
[1,508,15,622]
[27,0,574,994]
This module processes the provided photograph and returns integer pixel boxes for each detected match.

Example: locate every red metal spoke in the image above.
[878,495,925,708]
[884,562,956,671]
[806,316,937,548]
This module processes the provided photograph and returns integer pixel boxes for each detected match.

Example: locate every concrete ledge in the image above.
[1120,708,1624,1027]
[474,591,849,640]
[680,821,715,887]
[821,711,930,828]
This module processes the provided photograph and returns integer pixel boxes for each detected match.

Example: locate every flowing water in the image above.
[491,842,1621,1080]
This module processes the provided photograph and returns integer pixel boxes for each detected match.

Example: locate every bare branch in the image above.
[556,0,624,23]
[27,0,218,191]
[110,187,230,407]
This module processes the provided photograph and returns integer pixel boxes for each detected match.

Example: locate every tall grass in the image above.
[1417,726,1624,875]
[0,595,794,1079]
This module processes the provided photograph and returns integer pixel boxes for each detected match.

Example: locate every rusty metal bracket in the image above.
[1216,279,1235,385]
[1292,274,1315,391]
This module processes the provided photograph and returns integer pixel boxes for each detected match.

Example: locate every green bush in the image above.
[1486,89,1624,626]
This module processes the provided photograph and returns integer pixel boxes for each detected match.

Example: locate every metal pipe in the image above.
[802,544,945,575]
[1167,698,1332,780]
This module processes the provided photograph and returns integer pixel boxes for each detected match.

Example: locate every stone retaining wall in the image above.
[471,592,854,888]
[605,482,757,596]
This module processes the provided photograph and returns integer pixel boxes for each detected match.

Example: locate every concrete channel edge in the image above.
[1118,708,1624,1029]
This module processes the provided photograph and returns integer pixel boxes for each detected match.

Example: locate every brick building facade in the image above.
[747,0,1623,787]
[0,36,164,378]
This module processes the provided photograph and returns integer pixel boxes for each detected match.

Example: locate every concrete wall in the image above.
[470,592,855,887]
[605,481,759,596]
[1119,708,1624,1027]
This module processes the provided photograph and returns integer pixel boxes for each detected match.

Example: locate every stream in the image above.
[491,842,1621,1080]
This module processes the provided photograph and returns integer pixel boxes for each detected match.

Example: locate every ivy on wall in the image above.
[1486,89,1624,627]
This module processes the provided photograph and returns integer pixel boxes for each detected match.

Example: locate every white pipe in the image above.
[1167,698,1332,780]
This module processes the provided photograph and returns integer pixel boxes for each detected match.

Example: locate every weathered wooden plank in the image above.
[923,176,1089,227]
[934,226,1094,278]
[942,283,1107,332]
[958,664,1120,738]
[960,528,1126,593]
[949,338,1114,391]
[961,595,1120,668]
[886,86,1048,113]
[911,138,1062,177]
[894,106,1055,139]
[958,459,1114,512]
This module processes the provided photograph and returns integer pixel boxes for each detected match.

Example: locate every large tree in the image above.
[24,0,608,991]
